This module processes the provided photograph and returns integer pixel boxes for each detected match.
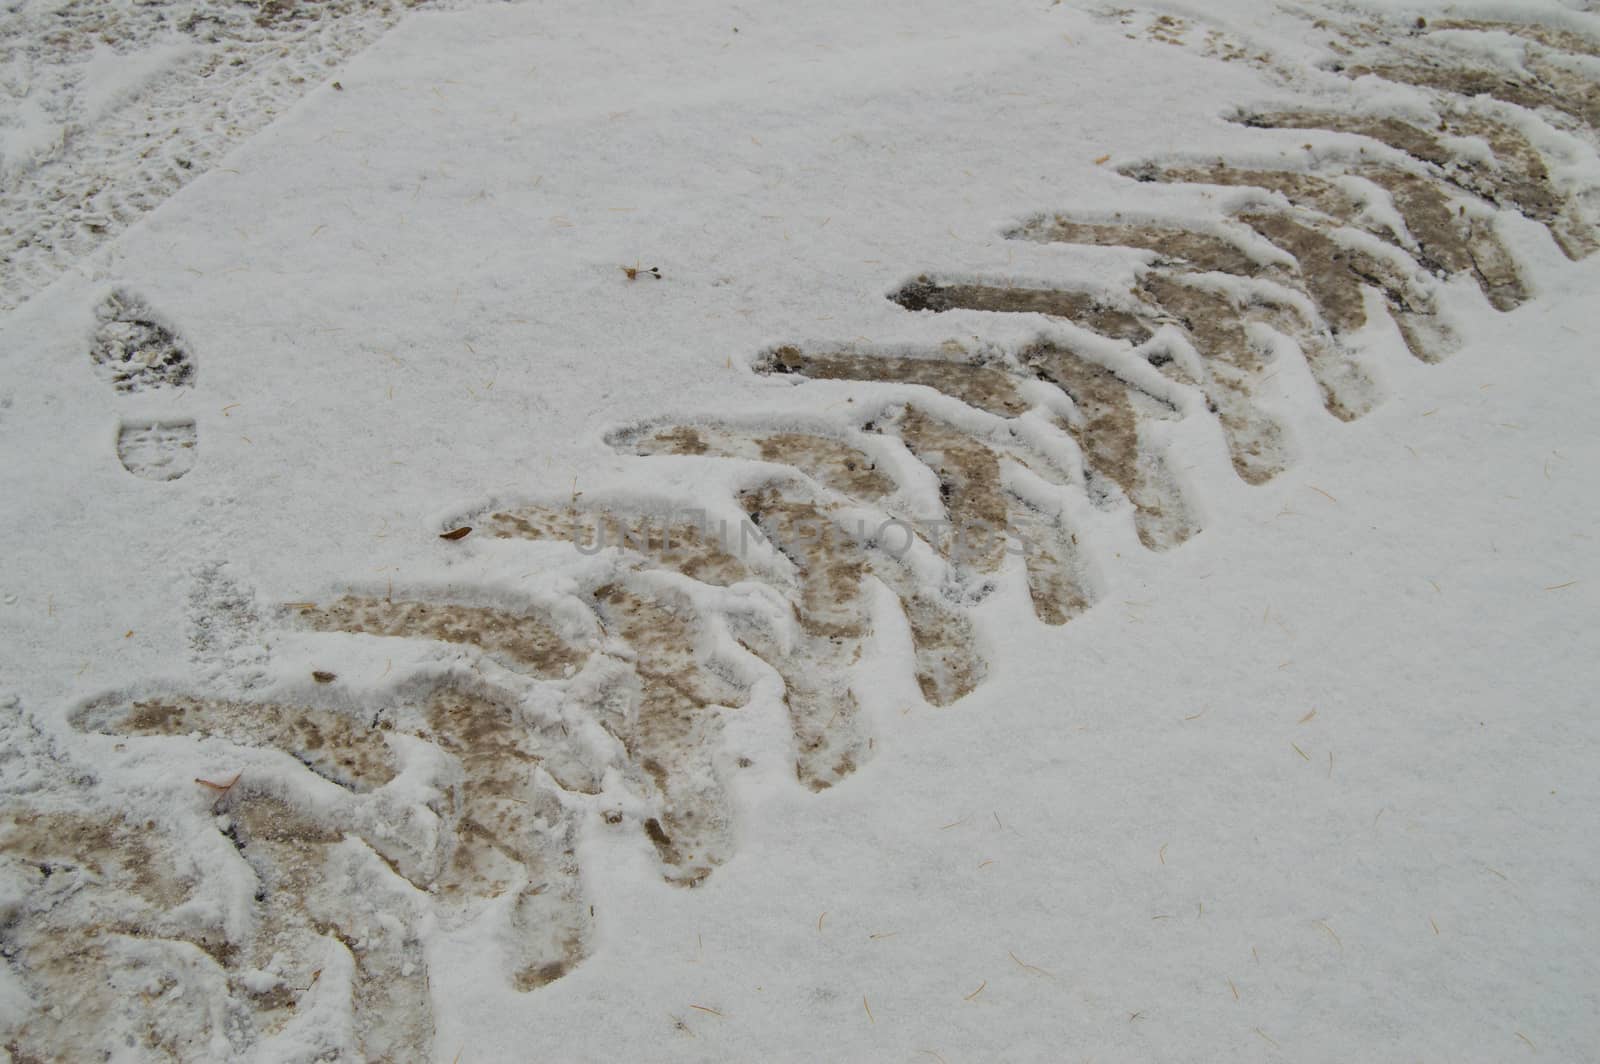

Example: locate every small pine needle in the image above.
[1292,742,1311,761]
[1228,978,1239,1001]
[1255,1028,1280,1048]
[817,912,827,932]
[863,995,874,1024]
[1009,951,1053,977]
[1299,709,1317,724]
[1159,842,1169,865]
[964,980,987,1001]
[1429,916,1440,935]
[1515,1032,1535,1050]
[1314,919,1343,952]
[688,1004,723,1017]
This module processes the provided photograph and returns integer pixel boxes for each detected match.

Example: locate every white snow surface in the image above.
[1,0,1598,1060]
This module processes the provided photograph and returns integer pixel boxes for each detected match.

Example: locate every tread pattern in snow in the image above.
[3,8,1599,1061]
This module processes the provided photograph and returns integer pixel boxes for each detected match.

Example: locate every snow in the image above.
[76,41,197,126]
[1,0,1598,1059]
[0,98,61,179]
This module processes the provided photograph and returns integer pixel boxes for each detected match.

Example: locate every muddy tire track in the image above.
[8,7,1600,1060]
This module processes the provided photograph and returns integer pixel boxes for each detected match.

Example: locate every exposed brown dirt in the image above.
[81,696,397,792]
[892,277,1153,343]
[1236,209,1454,363]
[759,345,1032,418]
[894,406,1010,571]
[1140,160,1527,311]
[592,582,745,886]
[1428,19,1600,60]
[299,597,587,677]
[1356,166,1527,310]
[617,423,898,502]
[1006,496,1092,625]
[0,809,236,1061]
[489,496,872,792]
[221,791,435,1061]
[1129,162,1357,220]
[74,679,589,1021]
[741,483,983,705]
[489,505,753,588]
[1345,60,1600,132]
[1011,215,1274,277]
[1137,273,1288,484]
[0,805,432,1059]
[1236,109,1597,260]
[1021,341,1198,550]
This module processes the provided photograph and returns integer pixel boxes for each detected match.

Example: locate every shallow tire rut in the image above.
[5,7,1599,1060]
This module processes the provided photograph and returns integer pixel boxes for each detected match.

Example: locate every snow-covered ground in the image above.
[1,0,1598,1060]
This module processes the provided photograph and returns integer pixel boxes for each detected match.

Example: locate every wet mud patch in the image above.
[417,684,593,985]
[1342,59,1600,132]
[0,809,236,1061]
[590,582,746,885]
[1021,341,1199,550]
[892,406,1011,571]
[613,422,898,503]
[1135,159,1527,310]
[885,405,1092,622]
[1235,210,1455,363]
[1235,109,1597,259]
[1359,166,1527,310]
[1005,493,1094,626]
[757,345,1032,418]
[217,791,435,1061]
[117,418,197,481]
[1009,215,1275,278]
[1137,273,1289,484]
[91,290,194,393]
[488,504,753,588]
[490,494,876,791]
[81,677,595,1012]
[298,596,587,678]
[1126,162,1358,221]
[489,504,753,589]
[891,277,1154,343]
[741,482,984,707]
[76,695,397,793]
[1428,19,1600,61]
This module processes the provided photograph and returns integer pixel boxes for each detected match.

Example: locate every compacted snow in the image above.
[1,0,1597,1060]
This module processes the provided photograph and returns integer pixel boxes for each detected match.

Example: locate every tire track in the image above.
[5,8,1598,1060]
